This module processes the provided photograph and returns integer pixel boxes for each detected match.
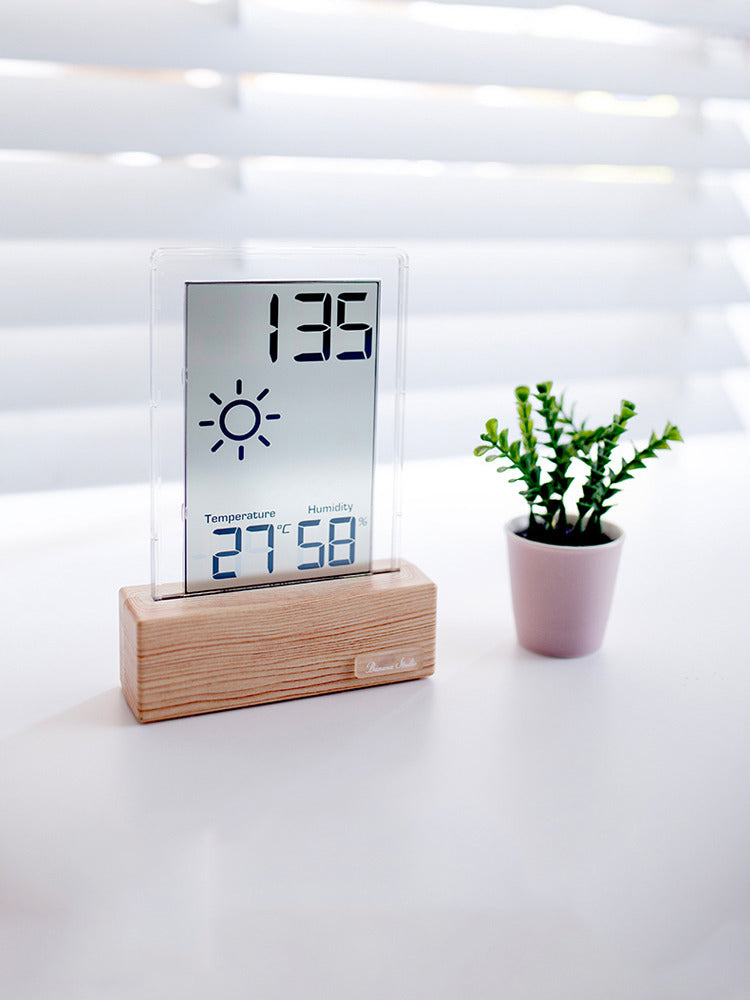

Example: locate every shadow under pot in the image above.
[505,515,624,658]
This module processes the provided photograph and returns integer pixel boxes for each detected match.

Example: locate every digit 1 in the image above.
[294,292,331,362]
[212,527,241,580]
[269,293,279,363]
[297,519,325,570]
[246,523,275,574]
[328,516,356,566]
[336,292,372,360]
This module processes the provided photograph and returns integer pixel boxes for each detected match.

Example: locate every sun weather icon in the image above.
[198,380,281,460]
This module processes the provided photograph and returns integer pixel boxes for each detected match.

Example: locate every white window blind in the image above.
[1,0,750,490]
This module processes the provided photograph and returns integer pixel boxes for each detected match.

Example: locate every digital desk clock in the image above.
[119,248,436,722]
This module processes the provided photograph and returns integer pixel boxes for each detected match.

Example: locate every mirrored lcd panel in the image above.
[184,279,379,593]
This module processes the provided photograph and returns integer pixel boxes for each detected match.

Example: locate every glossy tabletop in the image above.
[1,434,749,999]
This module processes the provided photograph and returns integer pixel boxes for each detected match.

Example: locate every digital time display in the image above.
[184,280,380,594]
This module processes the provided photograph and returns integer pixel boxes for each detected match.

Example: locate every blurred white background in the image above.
[2,0,750,491]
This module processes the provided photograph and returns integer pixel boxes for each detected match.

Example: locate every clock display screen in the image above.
[184,280,379,594]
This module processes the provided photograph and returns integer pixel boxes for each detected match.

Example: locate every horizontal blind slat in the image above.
[2,2,749,99]
[0,161,747,242]
[237,169,750,241]
[0,326,148,410]
[406,310,747,388]
[407,241,750,312]
[240,96,749,168]
[3,74,749,167]
[424,0,750,37]
[403,376,746,462]
[1,240,746,328]
[587,0,750,34]
[0,404,150,492]
[0,0,240,72]
[240,7,750,100]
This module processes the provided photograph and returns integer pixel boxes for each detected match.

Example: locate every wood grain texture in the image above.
[119,561,436,723]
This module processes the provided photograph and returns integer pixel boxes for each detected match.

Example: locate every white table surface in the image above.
[2,434,750,1000]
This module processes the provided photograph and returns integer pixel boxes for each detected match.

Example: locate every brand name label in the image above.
[355,650,420,679]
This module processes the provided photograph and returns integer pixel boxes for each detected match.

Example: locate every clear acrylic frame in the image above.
[150,247,407,600]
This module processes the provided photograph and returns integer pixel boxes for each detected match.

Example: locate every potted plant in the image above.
[474,381,682,657]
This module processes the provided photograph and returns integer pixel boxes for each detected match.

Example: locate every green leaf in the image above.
[666,424,683,442]
[474,445,491,456]
[515,385,530,404]
[485,418,498,440]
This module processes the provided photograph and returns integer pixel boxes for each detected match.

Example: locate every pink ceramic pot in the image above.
[505,515,624,658]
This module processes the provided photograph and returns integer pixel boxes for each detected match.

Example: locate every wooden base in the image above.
[119,561,436,723]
